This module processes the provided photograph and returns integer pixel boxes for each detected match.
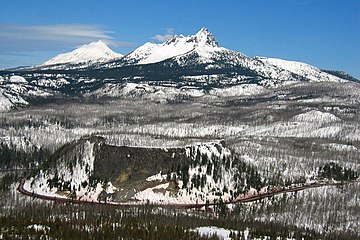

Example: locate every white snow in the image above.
[124,28,226,65]
[0,92,14,112]
[293,110,340,123]
[9,75,28,84]
[0,88,29,112]
[32,78,70,88]
[23,174,68,199]
[321,143,357,151]
[134,142,236,205]
[194,226,299,240]
[23,139,112,202]
[89,82,205,101]
[210,84,267,97]
[134,182,177,204]
[194,226,237,240]
[257,57,345,82]
[27,224,50,233]
[43,40,123,65]
[146,171,167,182]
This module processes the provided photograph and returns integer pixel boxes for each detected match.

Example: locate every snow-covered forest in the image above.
[1,80,360,239]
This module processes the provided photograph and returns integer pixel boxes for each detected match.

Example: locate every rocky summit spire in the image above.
[194,27,219,47]
[163,27,219,48]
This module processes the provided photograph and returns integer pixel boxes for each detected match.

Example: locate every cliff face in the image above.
[93,142,190,185]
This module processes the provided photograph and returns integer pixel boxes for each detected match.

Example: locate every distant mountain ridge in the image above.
[34,28,355,84]
[0,27,359,111]
[42,40,123,66]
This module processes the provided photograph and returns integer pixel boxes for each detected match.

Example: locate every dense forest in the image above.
[1,185,358,240]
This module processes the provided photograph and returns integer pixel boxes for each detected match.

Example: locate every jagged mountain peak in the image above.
[193,27,218,47]
[163,27,218,48]
[196,27,210,35]
[42,40,123,66]
[121,27,222,65]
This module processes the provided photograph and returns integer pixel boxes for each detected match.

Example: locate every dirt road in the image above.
[17,178,356,209]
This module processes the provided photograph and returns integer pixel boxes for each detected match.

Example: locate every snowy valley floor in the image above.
[0,181,359,239]
[1,81,360,239]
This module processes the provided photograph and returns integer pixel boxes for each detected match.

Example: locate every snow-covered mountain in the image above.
[124,27,224,65]
[28,27,354,86]
[0,27,358,110]
[97,27,347,85]
[42,40,123,66]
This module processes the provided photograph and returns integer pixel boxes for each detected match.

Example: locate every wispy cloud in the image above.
[0,24,113,41]
[151,28,175,42]
[0,24,133,52]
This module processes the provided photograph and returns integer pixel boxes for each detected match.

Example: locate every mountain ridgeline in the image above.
[0,28,359,111]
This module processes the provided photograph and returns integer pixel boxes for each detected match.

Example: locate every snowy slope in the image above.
[0,74,57,112]
[43,40,123,66]
[0,92,14,112]
[293,110,341,123]
[9,76,28,84]
[133,142,237,204]
[24,137,116,202]
[0,82,29,112]
[256,57,345,82]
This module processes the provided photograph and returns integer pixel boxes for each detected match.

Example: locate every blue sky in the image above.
[0,0,359,78]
